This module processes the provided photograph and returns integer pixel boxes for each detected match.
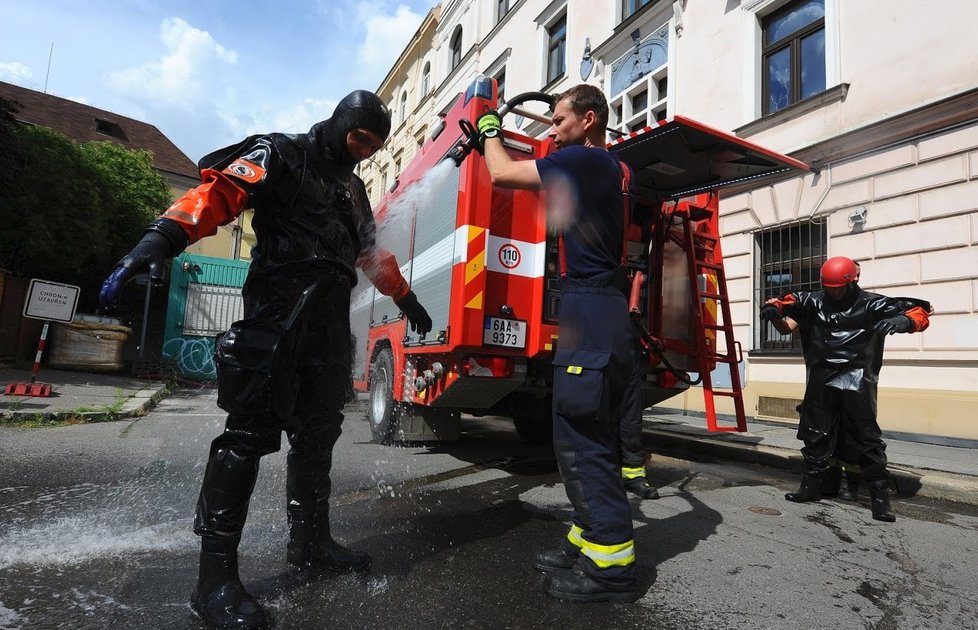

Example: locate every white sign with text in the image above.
[23,279,81,323]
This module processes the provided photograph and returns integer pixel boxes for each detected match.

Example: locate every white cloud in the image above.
[0,62,33,83]
[106,17,237,108]
[356,4,423,81]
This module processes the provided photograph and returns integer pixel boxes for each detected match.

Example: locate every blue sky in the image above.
[0,0,439,162]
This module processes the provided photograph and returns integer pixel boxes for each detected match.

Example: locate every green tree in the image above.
[0,124,171,311]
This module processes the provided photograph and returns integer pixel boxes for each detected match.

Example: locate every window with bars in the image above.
[762,0,826,115]
[754,220,826,351]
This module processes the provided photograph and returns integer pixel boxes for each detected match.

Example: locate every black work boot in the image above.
[838,469,861,502]
[623,477,660,500]
[532,548,576,573]
[191,540,267,630]
[870,480,896,522]
[287,514,371,572]
[543,567,640,603]
[785,475,824,503]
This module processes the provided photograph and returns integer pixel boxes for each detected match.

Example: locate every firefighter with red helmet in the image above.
[100,90,431,630]
[761,256,930,522]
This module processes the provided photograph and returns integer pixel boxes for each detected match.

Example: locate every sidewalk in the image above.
[0,367,168,423]
[2,366,975,506]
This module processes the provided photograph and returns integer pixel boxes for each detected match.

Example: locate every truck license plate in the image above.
[483,317,526,348]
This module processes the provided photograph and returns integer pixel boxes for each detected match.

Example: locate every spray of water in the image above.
[373,158,457,254]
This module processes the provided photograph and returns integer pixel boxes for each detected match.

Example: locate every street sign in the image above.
[22,279,80,323]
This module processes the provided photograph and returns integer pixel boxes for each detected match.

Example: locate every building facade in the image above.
[364,0,978,440]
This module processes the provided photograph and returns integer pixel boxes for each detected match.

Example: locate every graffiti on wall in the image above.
[163,336,216,379]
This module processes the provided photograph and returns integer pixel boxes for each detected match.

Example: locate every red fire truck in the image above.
[351,77,808,444]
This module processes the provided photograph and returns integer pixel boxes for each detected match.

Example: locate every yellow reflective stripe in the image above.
[566,365,582,374]
[621,466,646,480]
[566,524,584,550]
[580,538,635,568]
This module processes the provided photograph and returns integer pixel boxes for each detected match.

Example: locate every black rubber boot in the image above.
[543,567,639,603]
[838,469,861,502]
[532,548,576,573]
[785,475,824,503]
[191,540,267,630]
[821,466,841,497]
[287,514,371,572]
[870,480,896,522]
[623,477,660,500]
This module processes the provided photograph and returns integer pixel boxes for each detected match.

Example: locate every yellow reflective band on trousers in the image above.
[622,466,645,480]
[581,538,636,569]
[566,524,584,550]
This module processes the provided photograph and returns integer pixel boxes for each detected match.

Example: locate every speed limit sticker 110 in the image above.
[484,317,527,348]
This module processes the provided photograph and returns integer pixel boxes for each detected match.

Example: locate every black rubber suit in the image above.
[776,288,930,484]
[100,91,430,629]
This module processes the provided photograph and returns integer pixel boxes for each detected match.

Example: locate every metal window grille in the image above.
[183,283,244,337]
[754,219,826,352]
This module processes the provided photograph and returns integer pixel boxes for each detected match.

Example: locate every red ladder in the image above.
[677,202,747,432]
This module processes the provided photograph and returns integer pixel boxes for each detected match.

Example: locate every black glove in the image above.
[759,304,783,321]
[874,315,913,336]
[395,290,432,334]
[99,218,186,311]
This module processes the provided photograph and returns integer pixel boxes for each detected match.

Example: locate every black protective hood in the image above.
[310,90,391,170]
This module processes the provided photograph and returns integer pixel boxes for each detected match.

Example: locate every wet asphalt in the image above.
[1,387,977,630]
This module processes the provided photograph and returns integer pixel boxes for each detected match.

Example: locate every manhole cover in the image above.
[748,506,782,516]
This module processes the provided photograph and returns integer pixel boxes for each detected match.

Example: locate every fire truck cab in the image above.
[351,77,808,444]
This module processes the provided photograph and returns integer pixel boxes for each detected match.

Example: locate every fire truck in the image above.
[350,77,809,444]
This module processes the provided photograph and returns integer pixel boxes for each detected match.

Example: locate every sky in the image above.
[0,0,440,162]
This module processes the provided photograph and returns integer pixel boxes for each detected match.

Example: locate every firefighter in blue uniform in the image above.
[476,84,640,602]
[100,91,431,629]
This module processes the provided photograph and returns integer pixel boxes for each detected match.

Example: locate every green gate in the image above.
[163,253,250,380]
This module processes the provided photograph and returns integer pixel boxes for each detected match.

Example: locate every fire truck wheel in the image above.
[513,396,553,445]
[368,348,399,444]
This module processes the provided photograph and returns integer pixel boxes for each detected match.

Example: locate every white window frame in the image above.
[742,0,840,123]
[535,1,568,88]
[607,18,675,135]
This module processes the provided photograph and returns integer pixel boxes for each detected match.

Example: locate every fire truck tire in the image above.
[368,348,399,444]
[513,396,553,445]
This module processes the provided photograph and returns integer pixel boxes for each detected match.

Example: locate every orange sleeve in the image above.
[161,168,249,244]
[903,306,930,332]
[358,247,410,301]
[768,293,797,315]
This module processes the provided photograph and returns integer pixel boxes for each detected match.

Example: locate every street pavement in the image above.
[2,366,977,507]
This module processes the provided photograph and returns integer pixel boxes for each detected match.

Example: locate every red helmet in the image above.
[820,256,858,288]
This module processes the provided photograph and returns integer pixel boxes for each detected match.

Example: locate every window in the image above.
[399,91,408,123]
[421,61,431,95]
[622,0,653,20]
[94,118,124,139]
[608,25,669,132]
[754,220,826,351]
[450,26,463,70]
[546,15,567,84]
[495,68,506,103]
[762,0,825,115]
[497,0,510,22]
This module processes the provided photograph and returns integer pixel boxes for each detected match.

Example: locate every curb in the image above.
[644,427,978,508]
[0,385,168,424]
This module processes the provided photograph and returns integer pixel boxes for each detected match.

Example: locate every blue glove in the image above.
[395,290,432,334]
[874,315,913,335]
[99,219,186,310]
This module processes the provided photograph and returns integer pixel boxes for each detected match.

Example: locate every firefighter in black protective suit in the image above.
[760,256,930,523]
[99,91,432,630]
